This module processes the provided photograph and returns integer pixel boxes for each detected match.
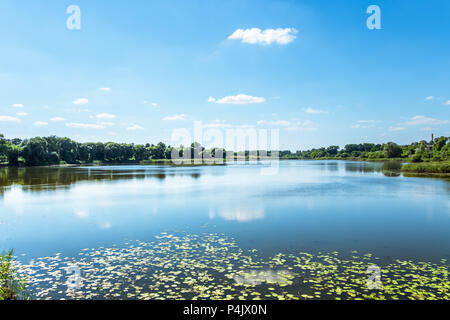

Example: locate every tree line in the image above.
[0,134,223,166]
[279,137,450,162]
[0,133,449,166]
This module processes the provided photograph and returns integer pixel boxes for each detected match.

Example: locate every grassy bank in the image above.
[401,161,450,174]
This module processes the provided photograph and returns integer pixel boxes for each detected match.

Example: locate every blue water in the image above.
[0,160,449,264]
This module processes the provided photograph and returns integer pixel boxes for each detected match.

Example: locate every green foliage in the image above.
[282,136,449,163]
[0,250,28,300]
[383,142,403,158]
[402,161,450,174]
[1,132,449,166]
[6,145,21,165]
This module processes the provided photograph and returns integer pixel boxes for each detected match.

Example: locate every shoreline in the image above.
[1,159,449,177]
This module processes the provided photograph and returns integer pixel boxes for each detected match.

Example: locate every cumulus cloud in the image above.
[0,116,20,123]
[357,120,378,123]
[203,121,232,128]
[152,102,158,108]
[389,126,405,132]
[228,28,298,45]
[209,94,266,105]
[66,122,105,129]
[72,98,89,105]
[351,120,380,129]
[305,107,328,114]
[95,113,116,119]
[99,121,114,127]
[127,124,145,131]
[400,115,449,126]
[16,112,28,116]
[50,117,65,122]
[285,120,316,132]
[163,114,186,121]
[257,120,290,126]
[34,121,48,127]
[12,103,23,108]
[445,100,450,105]
[99,87,111,92]
[425,96,434,100]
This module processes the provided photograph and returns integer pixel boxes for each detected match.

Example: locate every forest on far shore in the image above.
[0,133,449,167]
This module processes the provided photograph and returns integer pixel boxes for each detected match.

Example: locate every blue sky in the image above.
[0,0,449,150]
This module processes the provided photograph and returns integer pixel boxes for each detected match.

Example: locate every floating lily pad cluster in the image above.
[16,231,449,300]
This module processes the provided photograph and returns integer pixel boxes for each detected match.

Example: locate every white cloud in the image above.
[34,121,48,127]
[420,127,434,131]
[0,116,20,123]
[425,96,434,100]
[72,98,89,105]
[305,107,328,114]
[204,123,232,129]
[12,103,23,108]
[285,120,316,132]
[16,112,28,116]
[445,100,450,105]
[357,120,378,123]
[401,115,449,126]
[163,114,186,121]
[228,28,298,45]
[99,121,114,127]
[50,117,65,122]
[99,87,111,92]
[95,113,116,119]
[127,124,145,131]
[209,94,266,105]
[389,126,405,132]
[257,120,290,126]
[203,120,232,129]
[152,102,158,108]
[74,209,89,219]
[99,222,111,229]
[66,122,105,129]
[351,120,380,129]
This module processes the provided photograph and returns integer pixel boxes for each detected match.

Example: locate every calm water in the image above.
[1,160,449,264]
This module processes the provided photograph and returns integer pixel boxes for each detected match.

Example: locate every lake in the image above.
[1,160,449,300]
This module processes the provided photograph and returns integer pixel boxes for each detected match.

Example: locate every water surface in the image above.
[1,160,449,264]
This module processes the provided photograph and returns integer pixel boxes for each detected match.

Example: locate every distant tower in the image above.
[431,133,434,143]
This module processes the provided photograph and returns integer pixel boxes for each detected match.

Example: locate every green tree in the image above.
[326,146,339,156]
[433,136,448,152]
[58,137,78,163]
[383,142,402,158]
[22,138,49,166]
[133,145,148,161]
[6,145,21,165]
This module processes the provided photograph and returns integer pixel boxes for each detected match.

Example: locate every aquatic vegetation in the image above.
[0,250,28,300]
[402,161,450,174]
[17,232,450,300]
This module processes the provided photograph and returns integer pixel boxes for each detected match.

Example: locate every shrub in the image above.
[0,250,28,300]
